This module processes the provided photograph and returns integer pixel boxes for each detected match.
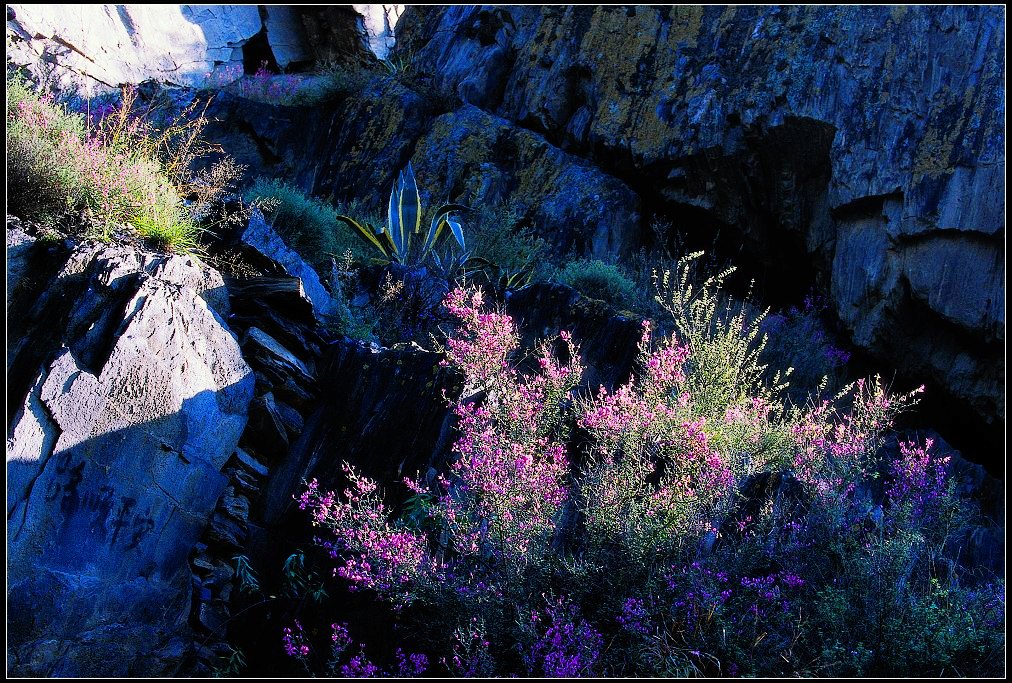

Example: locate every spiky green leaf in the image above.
[336,214,390,258]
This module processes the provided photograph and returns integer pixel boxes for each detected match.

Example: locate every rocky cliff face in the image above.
[393,5,1005,432]
[5,4,377,94]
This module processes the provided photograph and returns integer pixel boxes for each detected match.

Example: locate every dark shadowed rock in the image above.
[200,78,439,212]
[506,283,644,391]
[243,391,290,461]
[6,216,36,300]
[261,339,463,527]
[243,326,315,386]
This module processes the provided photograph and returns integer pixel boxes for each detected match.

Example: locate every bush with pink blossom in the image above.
[289,280,1003,677]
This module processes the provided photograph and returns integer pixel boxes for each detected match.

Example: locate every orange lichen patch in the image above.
[575,7,707,163]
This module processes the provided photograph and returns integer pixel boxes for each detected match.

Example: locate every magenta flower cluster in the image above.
[524,597,603,677]
[204,61,308,105]
[886,439,950,518]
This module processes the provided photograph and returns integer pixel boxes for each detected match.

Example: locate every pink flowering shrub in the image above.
[579,321,737,560]
[289,285,1003,677]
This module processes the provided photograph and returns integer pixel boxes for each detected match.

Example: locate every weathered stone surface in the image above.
[261,5,312,69]
[244,326,315,385]
[201,77,438,211]
[233,446,269,478]
[5,217,35,301]
[220,486,251,522]
[900,237,1004,341]
[227,465,260,497]
[206,511,247,550]
[240,211,338,323]
[832,201,1005,423]
[411,106,641,258]
[7,243,254,676]
[295,5,378,67]
[254,363,317,410]
[225,276,315,325]
[274,399,305,437]
[401,7,1003,211]
[5,4,380,95]
[6,5,259,92]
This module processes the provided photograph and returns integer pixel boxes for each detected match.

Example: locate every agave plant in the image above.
[337,163,467,265]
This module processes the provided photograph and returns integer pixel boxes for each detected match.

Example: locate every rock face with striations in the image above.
[393,5,1004,431]
[6,231,255,676]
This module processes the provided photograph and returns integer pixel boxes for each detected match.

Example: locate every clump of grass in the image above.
[6,73,88,223]
[242,177,370,269]
[557,257,639,311]
[6,69,239,252]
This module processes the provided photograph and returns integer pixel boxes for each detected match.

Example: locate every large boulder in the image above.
[6,5,260,91]
[7,240,254,676]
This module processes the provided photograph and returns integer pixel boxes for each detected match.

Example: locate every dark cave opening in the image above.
[242,28,280,74]
[638,196,823,314]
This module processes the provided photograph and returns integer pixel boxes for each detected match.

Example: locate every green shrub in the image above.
[557,258,639,310]
[242,178,368,269]
[654,251,790,418]
[6,70,233,251]
[6,73,87,223]
[313,60,375,100]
